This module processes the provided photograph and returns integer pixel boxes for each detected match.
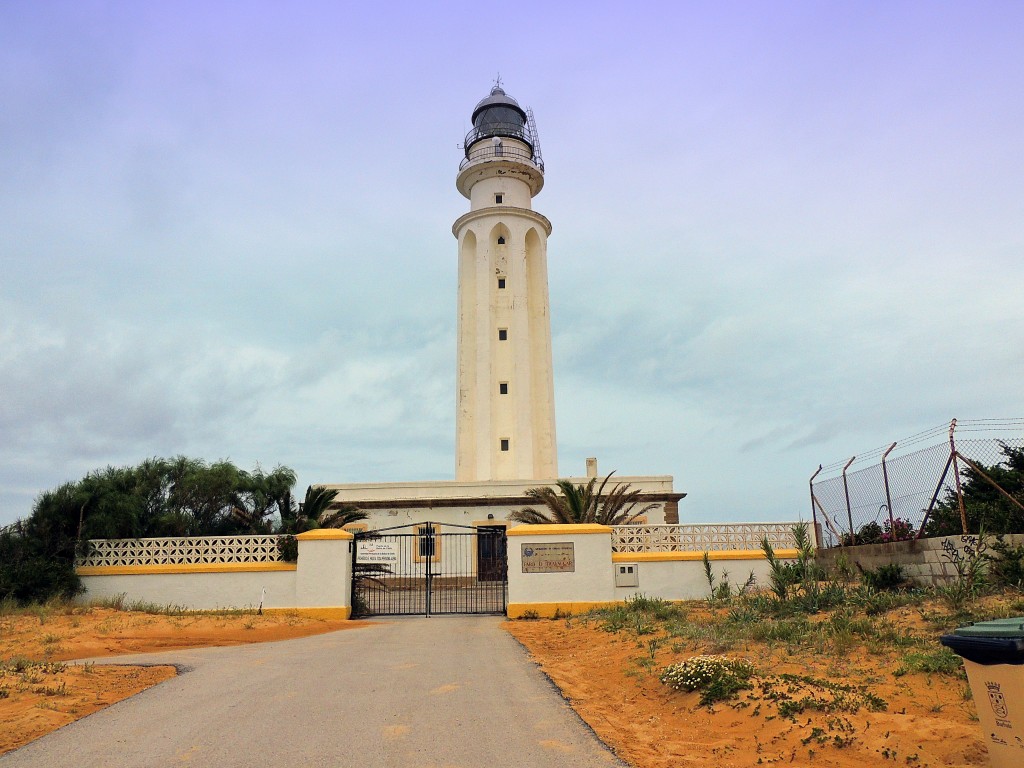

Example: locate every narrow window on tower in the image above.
[498,328,508,341]
[500,438,510,452]
[497,277,506,289]
[497,236,505,245]
[499,382,508,395]
[495,194,503,204]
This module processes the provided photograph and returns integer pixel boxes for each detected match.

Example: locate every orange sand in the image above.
[507,613,989,768]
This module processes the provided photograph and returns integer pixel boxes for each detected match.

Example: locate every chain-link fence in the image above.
[811,419,1024,548]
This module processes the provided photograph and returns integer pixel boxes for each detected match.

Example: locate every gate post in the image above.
[506,524,615,618]
[295,529,354,619]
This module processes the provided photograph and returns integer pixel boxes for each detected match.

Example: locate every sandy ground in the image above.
[0,602,1001,766]
[506,608,990,768]
[0,607,370,756]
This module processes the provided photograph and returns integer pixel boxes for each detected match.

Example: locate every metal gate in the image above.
[351,522,507,617]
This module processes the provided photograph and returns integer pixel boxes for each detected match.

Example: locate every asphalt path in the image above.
[1,616,627,768]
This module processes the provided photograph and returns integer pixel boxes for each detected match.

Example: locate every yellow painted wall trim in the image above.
[611,549,799,563]
[507,601,618,618]
[76,563,298,576]
[295,528,354,541]
[507,524,612,537]
[263,606,351,620]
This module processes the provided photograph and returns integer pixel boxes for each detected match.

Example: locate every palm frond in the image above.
[514,472,657,525]
[508,507,555,524]
[319,505,368,529]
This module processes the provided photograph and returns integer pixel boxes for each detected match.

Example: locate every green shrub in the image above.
[0,522,81,605]
[861,564,906,592]
[750,616,812,645]
[277,535,298,562]
[761,537,797,600]
[893,647,963,677]
[938,534,989,611]
[851,521,884,545]
[660,655,755,706]
[989,536,1024,589]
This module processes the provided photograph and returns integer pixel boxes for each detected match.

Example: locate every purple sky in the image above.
[2,1,1023,526]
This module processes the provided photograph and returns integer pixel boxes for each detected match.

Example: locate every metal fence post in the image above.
[881,442,897,534]
[424,522,434,617]
[916,451,954,539]
[841,456,856,545]
[948,419,968,534]
[809,465,823,542]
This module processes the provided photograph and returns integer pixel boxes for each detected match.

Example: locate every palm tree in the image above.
[509,472,656,525]
[288,485,368,531]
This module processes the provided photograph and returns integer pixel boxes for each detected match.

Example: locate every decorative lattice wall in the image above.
[77,535,285,568]
[611,523,802,553]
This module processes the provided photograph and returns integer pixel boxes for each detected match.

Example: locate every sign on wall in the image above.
[357,541,399,564]
[521,542,575,573]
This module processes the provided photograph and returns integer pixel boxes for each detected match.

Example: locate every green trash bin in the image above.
[941,618,1024,766]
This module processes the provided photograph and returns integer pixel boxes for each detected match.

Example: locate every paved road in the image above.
[1,617,626,768]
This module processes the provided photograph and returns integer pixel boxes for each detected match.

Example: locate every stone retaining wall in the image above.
[815,534,1024,586]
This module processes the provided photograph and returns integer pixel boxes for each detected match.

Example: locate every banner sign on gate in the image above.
[520,542,575,573]
[357,540,399,564]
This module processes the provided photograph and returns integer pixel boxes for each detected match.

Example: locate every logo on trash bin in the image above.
[987,682,1009,720]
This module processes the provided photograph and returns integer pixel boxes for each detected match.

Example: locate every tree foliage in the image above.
[0,457,297,604]
[509,472,656,525]
[925,444,1024,536]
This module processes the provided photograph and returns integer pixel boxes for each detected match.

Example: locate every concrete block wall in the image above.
[815,534,1024,587]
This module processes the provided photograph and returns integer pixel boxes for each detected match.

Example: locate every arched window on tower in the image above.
[491,223,510,249]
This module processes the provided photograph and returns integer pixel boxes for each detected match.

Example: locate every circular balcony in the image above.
[459,143,544,173]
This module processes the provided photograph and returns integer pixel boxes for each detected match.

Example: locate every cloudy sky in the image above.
[2,1,1022,527]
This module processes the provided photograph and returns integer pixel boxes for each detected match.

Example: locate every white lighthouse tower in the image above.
[453,85,557,482]
[319,86,683,532]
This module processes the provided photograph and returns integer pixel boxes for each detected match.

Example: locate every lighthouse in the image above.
[319,85,682,536]
[453,85,557,482]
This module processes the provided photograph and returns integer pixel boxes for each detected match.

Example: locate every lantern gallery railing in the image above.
[610,523,804,553]
[76,534,286,568]
[459,143,543,171]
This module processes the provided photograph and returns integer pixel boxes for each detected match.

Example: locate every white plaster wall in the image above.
[323,476,676,501]
[321,478,679,531]
[295,537,352,609]
[468,172,534,210]
[612,558,785,602]
[507,529,615,606]
[78,536,354,613]
[355,502,671,530]
[79,570,297,611]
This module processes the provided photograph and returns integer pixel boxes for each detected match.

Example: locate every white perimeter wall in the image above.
[78,525,798,619]
[80,569,296,611]
[76,530,353,617]
[508,525,797,617]
[612,556,784,602]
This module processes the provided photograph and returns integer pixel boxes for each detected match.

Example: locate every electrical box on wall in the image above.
[615,563,639,587]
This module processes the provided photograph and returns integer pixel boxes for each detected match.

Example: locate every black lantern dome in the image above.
[465,85,533,152]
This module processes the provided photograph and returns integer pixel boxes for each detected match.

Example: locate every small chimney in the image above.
[586,457,598,478]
